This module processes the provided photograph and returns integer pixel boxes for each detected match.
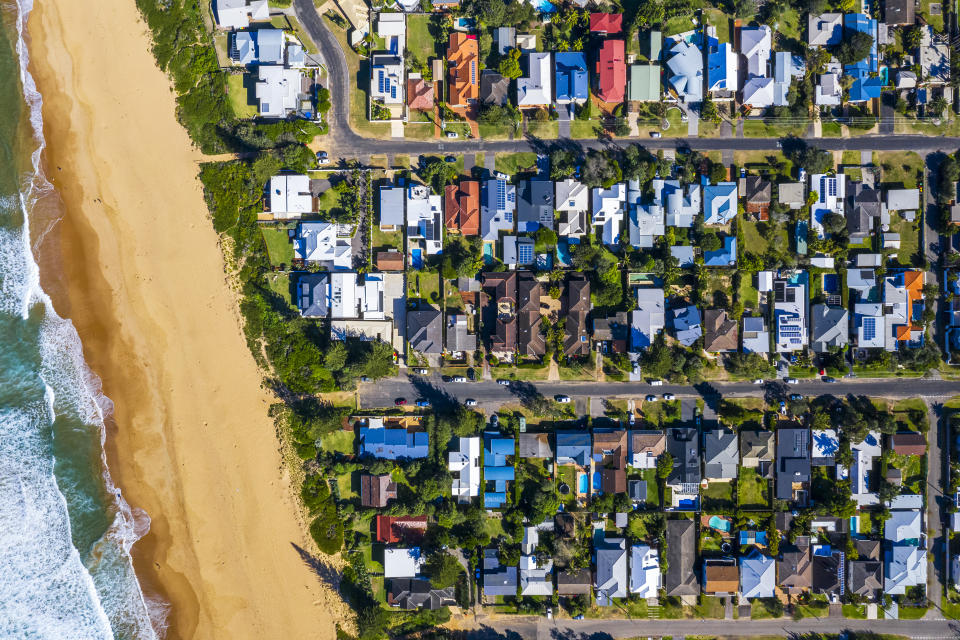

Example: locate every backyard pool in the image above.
[577,473,589,494]
[527,0,556,13]
[708,515,732,532]
[411,248,423,270]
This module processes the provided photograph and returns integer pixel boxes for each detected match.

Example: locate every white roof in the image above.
[657,179,699,228]
[885,545,927,594]
[520,555,554,596]
[269,174,312,215]
[855,303,886,349]
[629,544,660,597]
[449,436,481,501]
[592,184,626,246]
[377,11,406,37]
[775,281,807,352]
[808,13,843,46]
[324,272,384,319]
[295,222,352,269]
[739,551,776,599]
[555,179,589,213]
[816,71,843,106]
[885,509,923,542]
[809,173,846,238]
[758,271,774,292]
[256,65,302,118]
[384,548,425,578]
[632,288,666,350]
[812,429,838,459]
[370,55,405,105]
[704,182,738,225]
[517,52,552,106]
[628,179,664,248]
[886,189,920,211]
[742,76,774,108]
[666,40,703,102]
[740,26,771,77]
[215,0,269,29]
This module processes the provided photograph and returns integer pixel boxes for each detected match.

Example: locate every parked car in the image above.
[663,393,675,401]
[752,378,763,385]
[395,398,407,406]
[546,608,553,620]
[789,393,804,401]
[493,171,508,180]
[452,376,467,383]
[649,379,664,386]
[822,376,837,383]
[445,131,459,138]
[413,368,429,375]
[555,394,571,403]
[490,414,499,427]
[645,394,658,402]
[415,400,430,407]
[649,131,661,138]
[496,379,511,386]
[316,151,329,165]
[784,377,799,385]
[359,376,370,382]
[465,399,477,407]
[444,155,456,163]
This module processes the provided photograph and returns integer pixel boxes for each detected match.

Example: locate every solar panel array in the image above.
[863,317,876,341]
[518,243,534,264]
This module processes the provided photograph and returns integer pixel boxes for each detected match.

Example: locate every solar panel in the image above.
[863,317,876,341]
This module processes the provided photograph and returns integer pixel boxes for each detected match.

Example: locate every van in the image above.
[649,379,664,386]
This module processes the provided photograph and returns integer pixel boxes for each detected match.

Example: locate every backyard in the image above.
[701,480,735,510]
[879,151,923,188]
[261,225,295,266]
[737,467,769,509]
[226,73,258,118]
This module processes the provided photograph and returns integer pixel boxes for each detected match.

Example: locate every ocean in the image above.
[0,1,164,638]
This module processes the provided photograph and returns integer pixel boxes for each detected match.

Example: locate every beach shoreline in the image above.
[26,2,344,639]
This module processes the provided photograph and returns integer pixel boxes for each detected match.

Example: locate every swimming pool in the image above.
[592,471,601,493]
[528,0,555,13]
[577,473,588,494]
[411,248,423,270]
[708,515,731,532]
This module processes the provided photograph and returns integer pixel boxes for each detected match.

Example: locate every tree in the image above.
[834,31,875,65]
[550,149,577,180]
[823,212,847,235]
[425,551,463,588]
[701,96,721,124]
[498,48,523,79]
[930,96,948,118]
[902,25,923,51]
[656,452,674,479]
[700,232,722,252]
[479,103,520,130]
[709,162,727,185]
[420,157,459,193]
[442,234,483,278]
[785,141,833,175]
[937,155,959,205]
[581,150,620,187]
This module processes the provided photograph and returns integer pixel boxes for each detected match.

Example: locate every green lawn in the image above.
[693,596,725,619]
[494,152,538,176]
[265,272,294,309]
[738,274,759,311]
[701,480,735,509]
[737,467,769,509]
[408,270,441,305]
[372,226,403,252]
[750,599,783,619]
[703,9,731,42]
[794,600,829,619]
[227,73,258,118]
[335,470,356,500]
[570,119,601,139]
[406,14,437,63]
[642,468,660,505]
[920,0,944,31]
[663,15,695,36]
[742,119,805,138]
[821,120,843,137]
[478,122,515,140]
[321,429,355,454]
[899,604,930,619]
[843,604,867,619]
[526,120,558,139]
[879,151,923,188]
[316,184,342,217]
[889,212,920,267]
[261,226,295,266]
[776,7,801,41]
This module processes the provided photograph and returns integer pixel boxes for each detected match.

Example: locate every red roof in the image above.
[589,12,623,35]
[375,515,428,544]
[444,181,480,235]
[595,39,626,103]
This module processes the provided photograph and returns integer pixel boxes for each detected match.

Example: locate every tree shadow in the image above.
[290,542,343,592]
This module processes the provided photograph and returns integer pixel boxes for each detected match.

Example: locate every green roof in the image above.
[629,64,660,101]
[648,30,662,60]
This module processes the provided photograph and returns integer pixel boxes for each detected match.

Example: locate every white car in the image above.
[316,151,329,165]
[645,394,658,402]
[465,399,477,407]
[784,377,799,385]
[662,393,675,401]
[496,379,511,386]
[413,368,429,375]
[649,379,664,386]
[445,131,459,139]
[752,378,763,385]
[493,171,508,180]
[555,395,571,403]
[452,376,467,383]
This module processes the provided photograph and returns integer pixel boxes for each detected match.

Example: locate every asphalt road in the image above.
[466,615,960,639]
[359,375,960,410]
[292,0,960,159]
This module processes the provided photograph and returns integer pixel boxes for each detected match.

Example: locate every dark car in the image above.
[822,376,837,383]
[789,393,804,401]
[395,398,407,406]
[416,400,431,407]
[444,155,457,163]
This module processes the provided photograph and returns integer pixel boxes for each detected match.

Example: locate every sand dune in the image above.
[27,1,343,638]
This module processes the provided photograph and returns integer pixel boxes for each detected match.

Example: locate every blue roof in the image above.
[485,436,515,466]
[484,466,516,481]
[358,428,429,460]
[554,52,588,102]
[556,431,591,466]
[706,38,732,92]
[484,492,508,508]
[843,14,879,102]
[257,29,285,64]
[704,236,737,267]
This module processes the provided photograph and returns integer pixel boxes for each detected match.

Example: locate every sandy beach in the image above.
[27,1,344,639]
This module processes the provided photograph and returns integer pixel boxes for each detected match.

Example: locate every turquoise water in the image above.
[708,515,731,532]
[0,2,161,638]
[577,472,588,493]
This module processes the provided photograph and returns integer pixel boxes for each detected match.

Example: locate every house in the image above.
[631,288,666,350]
[479,70,510,106]
[520,555,554,596]
[704,182,738,225]
[773,52,804,106]
[360,473,397,507]
[481,179,517,245]
[776,426,811,503]
[555,179,589,238]
[629,430,666,468]
[446,313,477,354]
[557,568,592,595]
[359,424,429,460]
[891,432,927,456]
[555,52,589,104]
[449,436,481,502]
[844,14,882,103]
[371,52,405,110]
[881,270,925,351]
[774,277,808,352]
[885,545,927,594]
[407,74,434,111]
[593,430,628,494]
[897,69,918,89]
[671,305,702,347]
[816,62,843,106]
[517,52,552,107]
[384,548,425,578]
[808,13,843,47]
[778,538,813,595]
[849,266,878,302]
[671,245,695,267]
[629,544,660,597]
[628,178,665,248]
[628,64,661,101]
[444,180,480,236]
[406,184,443,257]
[741,26,772,78]
[704,235,737,267]
[255,66,304,118]
[375,250,405,272]
[657,180,700,227]
[742,316,770,353]
[740,175,772,220]
[294,222,351,269]
[740,549,776,599]
[589,12,623,35]
[666,427,700,507]
[850,431,882,505]
[811,545,844,596]
[645,29,662,61]
[707,38,739,98]
[885,0,915,25]
[231,29,284,65]
[703,428,739,480]
[920,26,951,85]
[703,309,738,352]
[407,306,442,355]
[483,549,518,597]
[483,434,515,509]
[778,182,805,210]
[519,433,552,458]
[447,33,479,106]
[855,302,885,349]
[703,558,739,595]
[592,183,627,246]
[812,429,839,466]
[493,27,515,55]
[387,578,455,610]
[593,310,630,353]
[269,174,313,218]
[483,272,517,356]
[595,39,626,103]
[885,508,924,543]
[665,519,698,595]
[886,189,920,215]
[215,0,269,29]
[503,236,535,268]
[666,40,703,103]
[556,431,592,467]
[809,173,846,238]
[741,430,775,476]
[810,304,849,353]
[379,184,405,231]
[376,515,429,545]
[517,180,555,232]
[742,76,775,108]
[848,546,884,599]
[517,272,545,357]
[564,274,591,358]
[595,536,627,606]
[516,33,536,52]
[846,182,882,243]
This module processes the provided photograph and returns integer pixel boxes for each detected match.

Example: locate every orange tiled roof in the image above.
[447,33,479,106]
[444,181,480,235]
[407,77,435,110]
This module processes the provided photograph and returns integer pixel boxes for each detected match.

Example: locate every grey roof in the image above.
[297,273,329,318]
[741,430,775,462]
[517,180,555,232]
[408,306,442,354]
[480,71,510,105]
[667,427,700,485]
[776,428,810,501]
[388,578,456,610]
[778,182,805,207]
[483,549,518,596]
[665,519,698,595]
[628,479,647,502]
[703,429,739,479]
[257,29,285,64]
[519,433,553,458]
[847,183,883,239]
[741,315,769,353]
[594,537,627,605]
[445,313,477,352]
[740,549,776,599]
[810,304,849,353]
[380,185,406,227]
[494,27,516,55]
[848,560,883,596]
[557,567,592,594]
[671,305,702,347]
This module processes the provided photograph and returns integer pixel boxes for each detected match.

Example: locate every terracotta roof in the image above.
[630,431,666,456]
[447,33,479,106]
[589,12,623,34]
[595,39,626,103]
[407,77,435,111]
[891,432,926,456]
[444,181,480,235]
[375,250,405,271]
[375,515,428,544]
[704,562,739,593]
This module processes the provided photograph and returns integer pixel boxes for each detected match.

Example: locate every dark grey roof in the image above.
[480,71,510,105]
[665,519,698,596]
[811,549,843,594]
[297,273,328,318]
[388,578,456,610]
[557,567,592,594]
[703,429,738,478]
[667,427,700,485]
[408,306,443,354]
[517,180,555,232]
[810,304,849,353]
[776,428,810,501]
[483,549,518,596]
[846,182,882,237]
[592,311,629,342]
[848,560,883,596]
[628,479,646,502]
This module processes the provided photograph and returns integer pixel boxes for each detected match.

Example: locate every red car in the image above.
[395,398,407,406]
